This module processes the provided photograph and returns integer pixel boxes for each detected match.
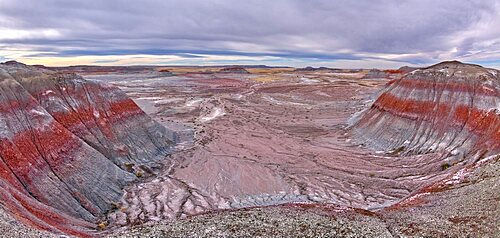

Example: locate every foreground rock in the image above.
[108,205,391,238]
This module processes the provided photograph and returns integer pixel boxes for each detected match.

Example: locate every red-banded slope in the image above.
[352,61,499,160]
[0,62,173,236]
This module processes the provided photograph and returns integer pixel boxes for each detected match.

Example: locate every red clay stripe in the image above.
[373,92,500,144]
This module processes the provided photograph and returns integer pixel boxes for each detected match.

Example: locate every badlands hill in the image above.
[0,61,173,236]
[352,61,499,159]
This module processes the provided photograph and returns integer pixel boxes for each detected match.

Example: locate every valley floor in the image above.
[84,70,498,237]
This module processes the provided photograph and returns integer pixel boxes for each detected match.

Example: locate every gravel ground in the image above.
[383,158,500,237]
[107,206,392,238]
[0,207,58,238]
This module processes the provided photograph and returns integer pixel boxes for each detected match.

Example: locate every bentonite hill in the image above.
[0,60,498,237]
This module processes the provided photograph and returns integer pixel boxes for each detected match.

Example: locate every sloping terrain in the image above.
[0,62,173,236]
[352,61,499,161]
[0,61,498,237]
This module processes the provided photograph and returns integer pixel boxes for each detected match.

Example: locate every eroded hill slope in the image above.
[0,62,173,236]
[352,61,499,160]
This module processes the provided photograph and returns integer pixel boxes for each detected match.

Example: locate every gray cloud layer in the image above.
[1,0,499,66]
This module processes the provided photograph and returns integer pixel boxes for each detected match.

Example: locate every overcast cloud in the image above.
[0,0,499,68]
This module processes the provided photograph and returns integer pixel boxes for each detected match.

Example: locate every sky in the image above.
[0,0,499,68]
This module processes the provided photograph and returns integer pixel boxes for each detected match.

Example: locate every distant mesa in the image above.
[363,68,404,79]
[294,66,363,73]
[48,65,151,74]
[351,60,499,159]
[294,66,333,72]
[218,66,250,74]
[157,68,173,76]
[1,60,27,66]
[362,69,386,79]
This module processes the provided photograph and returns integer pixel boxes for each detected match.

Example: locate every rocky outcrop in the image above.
[157,69,173,76]
[351,61,499,160]
[218,67,250,74]
[0,62,173,236]
[362,69,407,79]
[362,69,387,79]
